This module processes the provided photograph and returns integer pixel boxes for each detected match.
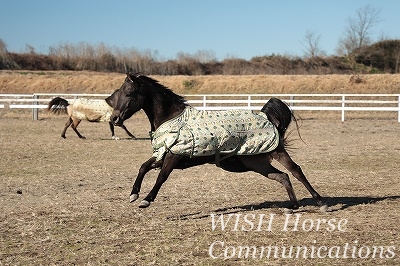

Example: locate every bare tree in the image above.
[337,4,381,56]
[0,38,18,69]
[193,49,217,63]
[302,30,323,58]
[0,38,7,55]
[25,44,36,54]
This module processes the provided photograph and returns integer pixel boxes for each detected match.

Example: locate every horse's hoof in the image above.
[139,200,150,208]
[112,136,120,140]
[130,194,139,203]
[319,205,329,212]
[283,208,294,214]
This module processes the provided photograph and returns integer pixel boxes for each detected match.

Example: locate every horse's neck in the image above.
[143,101,185,132]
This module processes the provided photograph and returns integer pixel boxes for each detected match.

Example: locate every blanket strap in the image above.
[214,137,246,167]
[214,149,238,167]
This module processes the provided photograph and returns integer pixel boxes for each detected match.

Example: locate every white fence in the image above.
[1,93,400,122]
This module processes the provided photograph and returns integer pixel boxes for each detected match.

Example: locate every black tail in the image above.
[47,97,69,115]
[261,97,298,139]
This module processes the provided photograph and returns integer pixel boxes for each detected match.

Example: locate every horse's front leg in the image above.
[139,153,182,208]
[109,122,118,140]
[130,157,158,202]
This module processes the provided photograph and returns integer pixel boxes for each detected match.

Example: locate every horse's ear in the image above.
[126,72,134,83]
[125,67,135,78]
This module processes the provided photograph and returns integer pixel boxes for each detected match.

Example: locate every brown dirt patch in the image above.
[1,111,399,265]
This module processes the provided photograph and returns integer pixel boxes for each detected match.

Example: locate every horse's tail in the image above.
[261,97,301,143]
[47,97,69,115]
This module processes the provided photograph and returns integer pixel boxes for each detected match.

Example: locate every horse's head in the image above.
[111,73,188,130]
[111,72,145,126]
[105,89,119,108]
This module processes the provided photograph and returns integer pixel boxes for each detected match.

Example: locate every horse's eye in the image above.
[127,91,136,98]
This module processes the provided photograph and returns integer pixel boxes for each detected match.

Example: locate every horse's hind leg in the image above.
[121,124,136,139]
[61,117,73,138]
[238,155,300,210]
[271,145,326,209]
[71,118,85,139]
[108,122,136,140]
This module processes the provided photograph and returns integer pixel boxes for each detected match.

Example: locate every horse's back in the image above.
[72,99,113,122]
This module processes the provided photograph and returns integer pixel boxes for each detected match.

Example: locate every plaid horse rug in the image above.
[151,106,279,162]
[71,98,113,122]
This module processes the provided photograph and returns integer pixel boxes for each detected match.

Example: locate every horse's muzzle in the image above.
[112,116,121,126]
[111,112,123,126]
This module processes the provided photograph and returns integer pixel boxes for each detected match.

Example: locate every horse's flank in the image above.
[71,98,113,122]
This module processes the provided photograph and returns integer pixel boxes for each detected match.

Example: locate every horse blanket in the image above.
[71,99,113,122]
[151,106,279,162]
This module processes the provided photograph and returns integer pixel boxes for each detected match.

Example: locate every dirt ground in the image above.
[0,110,399,265]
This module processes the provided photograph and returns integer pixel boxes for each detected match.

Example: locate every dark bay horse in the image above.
[111,73,326,211]
[48,90,136,139]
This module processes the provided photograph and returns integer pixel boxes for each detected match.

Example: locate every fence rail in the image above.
[1,93,399,122]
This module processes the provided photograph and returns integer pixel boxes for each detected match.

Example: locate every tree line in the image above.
[1,39,398,75]
[1,5,399,75]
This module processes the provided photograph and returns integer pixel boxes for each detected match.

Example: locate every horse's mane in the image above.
[128,72,188,107]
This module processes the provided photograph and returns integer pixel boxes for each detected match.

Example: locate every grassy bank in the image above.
[1,70,399,94]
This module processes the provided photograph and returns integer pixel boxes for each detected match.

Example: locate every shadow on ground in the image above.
[167,195,400,220]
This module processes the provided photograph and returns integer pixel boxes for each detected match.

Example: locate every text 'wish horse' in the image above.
[111,73,327,211]
[47,90,136,140]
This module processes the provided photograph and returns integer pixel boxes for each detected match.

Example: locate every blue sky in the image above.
[1,0,399,60]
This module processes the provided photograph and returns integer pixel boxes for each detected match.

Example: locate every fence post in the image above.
[341,95,345,122]
[289,95,294,115]
[398,95,400,122]
[32,94,39,120]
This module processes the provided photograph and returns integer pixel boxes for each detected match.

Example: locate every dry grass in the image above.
[1,70,399,94]
[1,112,399,265]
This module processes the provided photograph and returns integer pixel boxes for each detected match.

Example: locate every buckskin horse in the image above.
[111,73,327,211]
[47,90,136,140]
